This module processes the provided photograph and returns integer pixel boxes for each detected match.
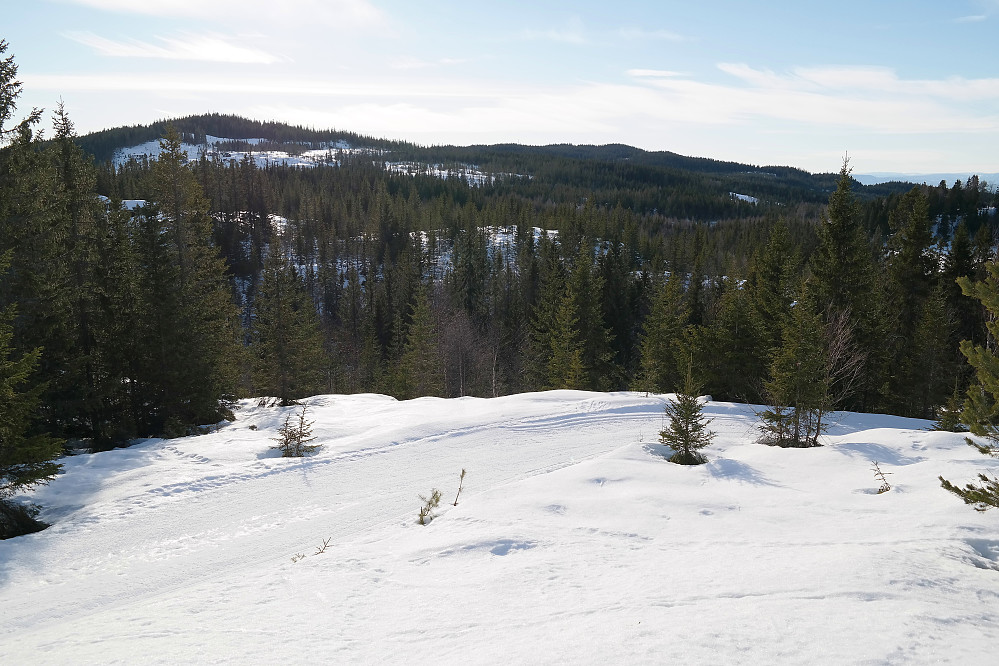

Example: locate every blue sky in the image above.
[5,0,999,174]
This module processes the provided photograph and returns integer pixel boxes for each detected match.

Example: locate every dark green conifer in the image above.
[637,273,688,393]
[545,284,586,390]
[251,239,327,404]
[398,286,445,398]
[659,365,713,465]
[759,285,829,447]
[1,253,63,536]
[135,126,241,434]
[569,242,616,390]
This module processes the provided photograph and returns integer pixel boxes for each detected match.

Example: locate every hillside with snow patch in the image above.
[1,391,997,663]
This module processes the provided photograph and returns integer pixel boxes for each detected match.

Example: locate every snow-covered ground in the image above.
[113,136,515,185]
[2,391,998,663]
[113,136,355,169]
[730,191,759,204]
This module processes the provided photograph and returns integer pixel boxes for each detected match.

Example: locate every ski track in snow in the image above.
[2,390,998,664]
[0,393,659,637]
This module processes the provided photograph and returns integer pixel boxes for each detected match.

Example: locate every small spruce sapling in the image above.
[418,488,442,525]
[314,536,332,555]
[453,468,467,506]
[659,366,714,465]
[931,386,968,432]
[871,461,892,494]
[271,405,320,457]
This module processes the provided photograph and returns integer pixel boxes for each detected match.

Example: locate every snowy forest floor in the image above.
[2,391,998,664]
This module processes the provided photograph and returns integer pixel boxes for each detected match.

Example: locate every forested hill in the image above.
[76,113,914,212]
[75,113,407,163]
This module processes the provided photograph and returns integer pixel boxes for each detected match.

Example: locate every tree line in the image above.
[4,38,999,534]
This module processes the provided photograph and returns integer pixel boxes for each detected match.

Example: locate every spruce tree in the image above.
[809,160,880,410]
[89,199,143,446]
[954,261,999,440]
[749,219,798,356]
[943,221,981,350]
[940,257,999,513]
[135,126,241,434]
[46,102,125,445]
[0,44,63,528]
[899,286,956,418]
[759,285,829,448]
[0,252,63,537]
[0,64,74,441]
[569,241,616,389]
[944,256,999,511]
[637,273,689,393]
[526,236,569,389]
[545,284,586,390]
[398,286,445,398]
[659,365,713,465]
[251,239,327,405]
[883,188,945,416]
[707,279,766,402]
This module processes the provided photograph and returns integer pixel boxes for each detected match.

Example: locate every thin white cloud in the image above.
[959,0,999,20]
[66,32,284,64]
[520,17,587,44]
[50,0,384,27]
[20,73,525,99]
[616,27,687,42]
[717,63,999,101]
[627,69,685,78]
[29,66,999,136]
[389,56,466,71]
[21,61,999,174]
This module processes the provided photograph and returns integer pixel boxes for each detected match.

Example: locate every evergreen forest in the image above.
[4,39,999,518]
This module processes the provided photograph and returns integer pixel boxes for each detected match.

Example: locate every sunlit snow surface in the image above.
[2,392,998,663]
[113,137,517,184]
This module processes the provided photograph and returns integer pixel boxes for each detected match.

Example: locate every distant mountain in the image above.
[76,113,921,208]
[855,172,999,187]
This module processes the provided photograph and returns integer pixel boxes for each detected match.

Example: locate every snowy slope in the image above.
[113,136,516,184]
[1,392,998,664]
[113,135,352,169]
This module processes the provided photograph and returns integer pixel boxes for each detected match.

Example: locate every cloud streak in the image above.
[66,32,284,64]
[27,64,999,136]
[50,0,384,27]
[616,27,688,42]
[21,62,999,172]
[519,17,588,44]
[628,64,999,134]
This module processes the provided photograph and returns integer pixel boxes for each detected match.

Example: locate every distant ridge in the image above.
[77,113,926,204]
[855,172,999,187]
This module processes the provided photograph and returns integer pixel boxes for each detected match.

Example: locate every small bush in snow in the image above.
[314,536,332,555]
[271,405,320,457]
[871,461,892,494]
[453,468,467,506]
[418,488,442,525]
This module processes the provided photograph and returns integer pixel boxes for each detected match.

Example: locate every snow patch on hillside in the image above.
[730,191,759,204]
[113,137,519,185]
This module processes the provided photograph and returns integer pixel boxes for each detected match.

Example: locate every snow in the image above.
[112,136,374,169]
[384,161,522,186]
[730,191,759,204]
[113,137,515,186]
[2,391,998,663]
